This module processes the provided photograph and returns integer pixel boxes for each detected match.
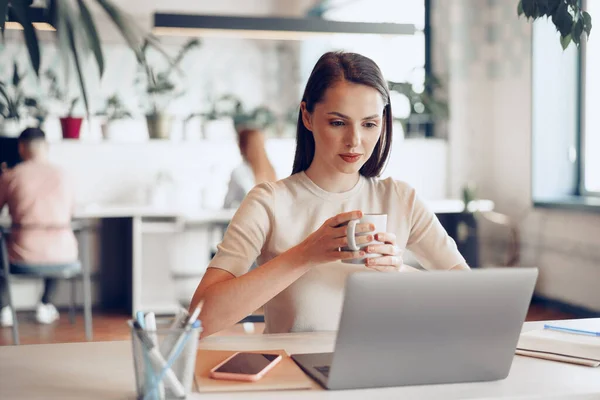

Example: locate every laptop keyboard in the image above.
[315,365,330,377]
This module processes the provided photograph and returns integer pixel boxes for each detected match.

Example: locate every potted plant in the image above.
[59,98,82,139]
[43,69,83,139]
[137,38,201,139]
[0,62,44,137]
[3,1,173,122]
[185,94,240,140]
[233,104,278,137]
[388,75,449,138]
[97,94,134,140]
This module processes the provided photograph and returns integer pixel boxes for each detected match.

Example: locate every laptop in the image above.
[291,268,538,390]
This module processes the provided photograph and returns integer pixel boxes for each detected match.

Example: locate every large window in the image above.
[582,1,600,194]
[532,4,600,208]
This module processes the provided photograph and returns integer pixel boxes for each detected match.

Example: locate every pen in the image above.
[131,316,146,395]
[159,308,189,355]
[136,312,155,399]
[132,320,186,398]
[144,312,165,400]
[543,324,600,337]
[166,303,203,361]
[143,320,201,400]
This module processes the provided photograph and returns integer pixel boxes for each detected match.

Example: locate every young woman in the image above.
[191,51,469,337]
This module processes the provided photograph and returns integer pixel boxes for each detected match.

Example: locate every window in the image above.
[582,0,600,194]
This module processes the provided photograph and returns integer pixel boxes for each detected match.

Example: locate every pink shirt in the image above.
[0,160,78,263]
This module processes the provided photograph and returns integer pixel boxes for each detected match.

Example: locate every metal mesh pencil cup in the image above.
[129,319,202,400]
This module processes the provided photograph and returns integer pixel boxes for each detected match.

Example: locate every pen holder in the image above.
[129,319,202,400]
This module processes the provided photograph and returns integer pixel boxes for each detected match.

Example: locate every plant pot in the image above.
[60,117,83,139]
[146,113,173,140]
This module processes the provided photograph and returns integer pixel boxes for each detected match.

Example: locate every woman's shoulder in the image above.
[368,176,417,201]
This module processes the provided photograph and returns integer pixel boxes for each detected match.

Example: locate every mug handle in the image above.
[346,220,360,251]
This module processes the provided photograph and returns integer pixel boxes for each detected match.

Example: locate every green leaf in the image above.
[552,1,574,37]
[12,62,19,86]
[54,0,71,85]
[571,17,584,45]
[164,38,201,77]
[583,11,592,37]
[547,0,561,14]
[0,0,8,32]
[64,17,89,119]
[0,83,16,118]
[0,82,10,105]
[24,97,37,107]
[77,0,104,77]
[537,0,549,16]
[95,0,144,63]
[517,1,524,17]
[521,0,536,18]
[560,33,572,49]
[10,0,41,76]
[68,98,78,115]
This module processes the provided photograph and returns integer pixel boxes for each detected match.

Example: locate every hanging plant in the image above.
[518,0,592,49]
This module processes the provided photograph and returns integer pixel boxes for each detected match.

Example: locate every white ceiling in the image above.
[85,0,320,42]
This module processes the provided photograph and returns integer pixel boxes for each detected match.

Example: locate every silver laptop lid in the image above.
[327,268,538,390]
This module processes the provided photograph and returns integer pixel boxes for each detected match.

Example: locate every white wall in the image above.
[46,136,448,208]
[432,0,600,310]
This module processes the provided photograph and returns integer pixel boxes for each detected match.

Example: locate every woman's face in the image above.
[301,80,385,176]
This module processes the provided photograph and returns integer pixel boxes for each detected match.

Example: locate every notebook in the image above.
[516,328,600,367]
[194,349,316,392]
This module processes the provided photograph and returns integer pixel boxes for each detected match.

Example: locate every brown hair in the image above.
[291,51,393,177]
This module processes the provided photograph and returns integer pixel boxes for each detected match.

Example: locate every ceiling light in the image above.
[153,13,415,40]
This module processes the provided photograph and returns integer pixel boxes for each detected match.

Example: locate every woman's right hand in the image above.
[289,210,375,267]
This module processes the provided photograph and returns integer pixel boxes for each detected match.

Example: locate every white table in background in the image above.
[1,319,599,400]
[0,199,494,315]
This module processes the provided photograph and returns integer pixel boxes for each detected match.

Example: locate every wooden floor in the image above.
[0,302,577,346]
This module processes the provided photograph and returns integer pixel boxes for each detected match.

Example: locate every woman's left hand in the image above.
[364,232,403,272]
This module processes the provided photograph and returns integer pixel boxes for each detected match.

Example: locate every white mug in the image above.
[341,214,388,264]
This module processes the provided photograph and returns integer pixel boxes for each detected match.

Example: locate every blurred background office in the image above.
[0,0,598,344]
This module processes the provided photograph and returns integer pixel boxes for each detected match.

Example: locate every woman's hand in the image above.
[289,210,375,267]
[364,232,404,272]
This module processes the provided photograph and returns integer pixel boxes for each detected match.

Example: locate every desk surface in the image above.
[1,319,599,400]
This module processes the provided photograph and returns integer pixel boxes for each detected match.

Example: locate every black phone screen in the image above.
[214,353,279,374]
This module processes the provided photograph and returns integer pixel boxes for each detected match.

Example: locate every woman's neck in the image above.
[304,162,360,193]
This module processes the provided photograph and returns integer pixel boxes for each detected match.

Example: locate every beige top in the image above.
[209,172,465,334]
[0,160,77,263]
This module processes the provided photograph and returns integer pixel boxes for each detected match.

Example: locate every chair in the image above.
[0,228,93,345]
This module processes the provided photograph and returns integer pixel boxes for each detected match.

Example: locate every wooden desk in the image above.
[1,319,600,399]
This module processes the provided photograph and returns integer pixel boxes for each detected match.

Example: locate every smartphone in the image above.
[209,352,282,382]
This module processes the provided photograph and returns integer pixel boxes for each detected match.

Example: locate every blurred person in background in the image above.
[223,128,277,208]
[0,127,78,326]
